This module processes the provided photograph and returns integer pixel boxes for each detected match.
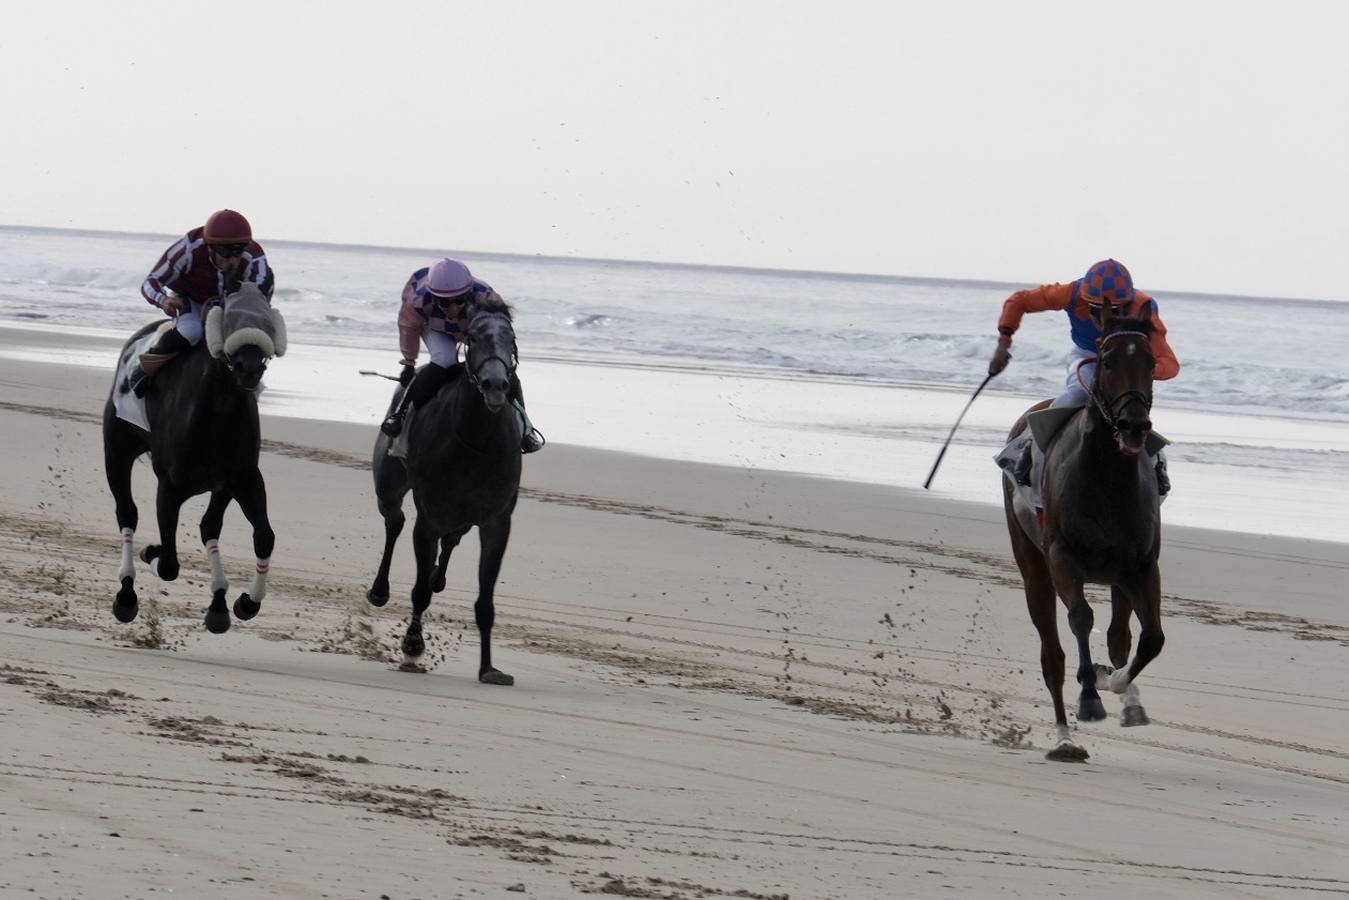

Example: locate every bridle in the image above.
[1077,330,1154,441]
[463,311,518,394]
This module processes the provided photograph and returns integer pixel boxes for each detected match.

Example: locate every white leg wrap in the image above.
[1055,724,1073,746]
[1108,668,1133,694]
[249,558,270,604]
[205,539,229,594]
[118,528,135,580]
[1121,681,1142,709]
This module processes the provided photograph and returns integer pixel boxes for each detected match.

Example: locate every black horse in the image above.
[1002,302,1165,761]
[368,297,523,683]
[103,285,284,634]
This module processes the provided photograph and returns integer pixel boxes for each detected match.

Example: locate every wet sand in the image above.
[1,345,1347,899]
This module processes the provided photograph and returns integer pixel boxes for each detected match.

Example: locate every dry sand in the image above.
[1,341,1347,899]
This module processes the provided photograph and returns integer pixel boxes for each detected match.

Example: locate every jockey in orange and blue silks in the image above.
[380,257,542,453]
[989,259,1178,493]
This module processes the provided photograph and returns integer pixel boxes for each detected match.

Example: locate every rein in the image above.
[1077,330,1153,441]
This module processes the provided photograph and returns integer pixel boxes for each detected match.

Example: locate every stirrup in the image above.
[380,411,405,437]
[126,368,152,399]
[521,425,545,454]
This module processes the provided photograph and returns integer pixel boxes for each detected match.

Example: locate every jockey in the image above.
[988,259,1179,494]
[380,257,543,453]
[125,209,275,397]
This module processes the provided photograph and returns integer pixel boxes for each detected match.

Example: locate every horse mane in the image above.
[468,290,513,322]
[1101,314,1154,338]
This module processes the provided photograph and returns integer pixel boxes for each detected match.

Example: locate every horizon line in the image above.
[0,222,1337,307]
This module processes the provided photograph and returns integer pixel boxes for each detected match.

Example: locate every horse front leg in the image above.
[1099,585,1149,726]
[142,479,185,583]
[1047,547,1106,724]
[232,468,275,624]
[432,532,460,594]
[475,515,514,686]
[400,515,438,667]
[1098,565,1164,725]
[200,490,234,634]
[104,437,140,623]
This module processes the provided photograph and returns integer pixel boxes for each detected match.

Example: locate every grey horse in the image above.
[368,296,523,683]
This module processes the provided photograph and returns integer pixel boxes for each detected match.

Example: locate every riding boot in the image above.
[123,328,192,398]
[509,376,544,454]
[1013,439,1033,486]
[381,363,457,437]
[1154,451,1171,497]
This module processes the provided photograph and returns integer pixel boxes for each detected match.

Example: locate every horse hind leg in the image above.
[368,483,407,607]
[104,433,140,622]
[1005,483,1084,760]
[432,531,464,594]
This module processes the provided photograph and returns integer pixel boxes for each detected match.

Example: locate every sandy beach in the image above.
[1,336,1347,899]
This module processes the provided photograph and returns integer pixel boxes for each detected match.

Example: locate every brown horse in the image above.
[1002,301,1165,761]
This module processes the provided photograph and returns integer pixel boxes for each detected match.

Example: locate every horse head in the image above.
[462,299,517,414]
[204,283,287,392]
[1090,300,1156,457]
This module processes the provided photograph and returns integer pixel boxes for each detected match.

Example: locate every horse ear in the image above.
[205,307,226,358]
[1140,301,1154,322]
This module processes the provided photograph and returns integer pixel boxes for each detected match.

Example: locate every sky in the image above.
[3,1,1347,300]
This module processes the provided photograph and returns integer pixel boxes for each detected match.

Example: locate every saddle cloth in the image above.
[112,331,159,432]
[994,404,1169,509]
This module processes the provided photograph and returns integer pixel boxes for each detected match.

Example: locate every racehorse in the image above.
[103,284,285,634]
[1002,301,1165,761]
[368,295,523,683]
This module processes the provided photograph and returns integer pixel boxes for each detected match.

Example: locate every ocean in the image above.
[3,225,1347,543]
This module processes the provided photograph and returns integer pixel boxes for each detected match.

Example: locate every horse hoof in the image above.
[1077,696,1107,722]
[112,578,139,623]
[402,634,425,658]
[366,587,389,608]
[1121,705,1150,727]
[204,594,231,634]
[1045,741,1090,762]
[398,659,427,673]
[479,669,515,686]
[140,545,161,564]
[233,593,261,621]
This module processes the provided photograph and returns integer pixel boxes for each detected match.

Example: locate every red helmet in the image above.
[204,209,252,245]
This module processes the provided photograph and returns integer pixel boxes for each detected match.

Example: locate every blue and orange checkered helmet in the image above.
[1078,259,1134,310]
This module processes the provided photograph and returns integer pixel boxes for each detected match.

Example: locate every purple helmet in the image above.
[426,258,473,299]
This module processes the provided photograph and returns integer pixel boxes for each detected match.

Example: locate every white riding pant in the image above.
[423,330,459,367]
[172,300,207,346]
[1052,347,1096,408]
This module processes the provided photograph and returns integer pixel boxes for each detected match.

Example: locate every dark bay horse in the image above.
[1003,302,1165,761]
[368,297,523,683]
[103,285,283,634]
